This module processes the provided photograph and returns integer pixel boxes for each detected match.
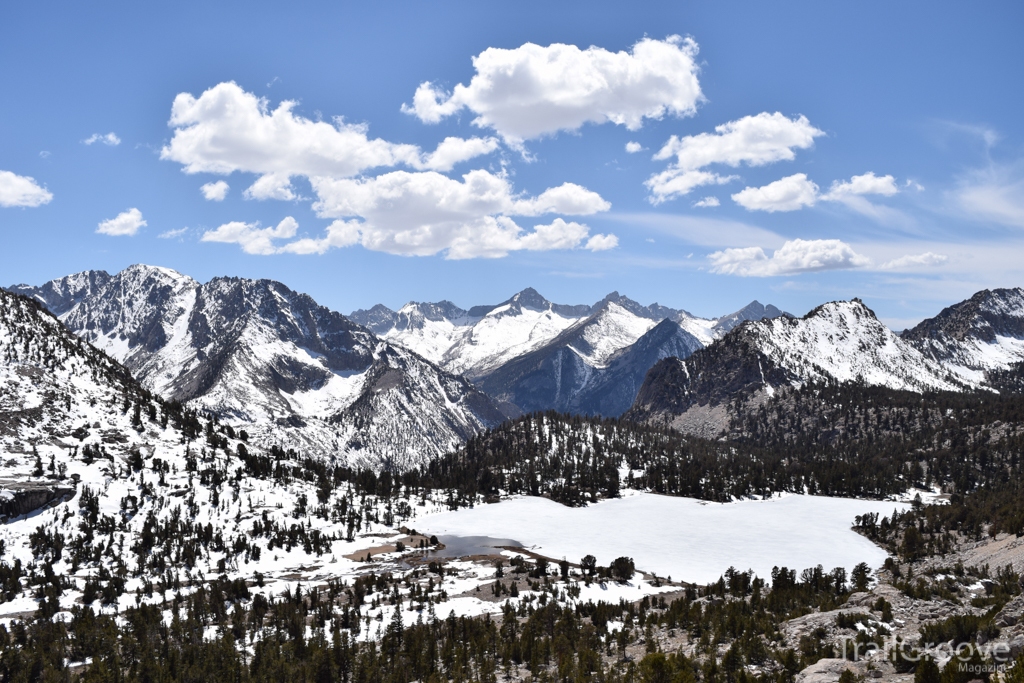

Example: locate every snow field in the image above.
[417,492,911,585]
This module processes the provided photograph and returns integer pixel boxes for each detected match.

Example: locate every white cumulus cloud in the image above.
[625,141,643,154]
[709,238,870,277]
[823,172,898,199]
[404,36,703,143]
[585,233,619,251]
[693,196,720,208]
[646,112,824,203]
[198,170,617,259]
[0,170,53,208]
[160,82,498,182]
[201,216,299,255]
[200,180,229,201]
[83,132,121,146]
[732,173,819,212]
[732,171,901,214]
[163,82,611,259]
[244,173,297,201]
[97,208,146,236]
[420,136,502,172]
[307,169,612,259]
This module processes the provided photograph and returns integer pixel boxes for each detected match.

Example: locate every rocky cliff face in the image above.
[7,269,112,316]
[902,287,1024,385]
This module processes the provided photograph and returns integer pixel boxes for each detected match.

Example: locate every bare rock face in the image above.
[5,270,111,316]
[0,482,75,521]
[795,658,861,683]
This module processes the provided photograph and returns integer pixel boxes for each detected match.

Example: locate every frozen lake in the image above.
[419,492,909,584]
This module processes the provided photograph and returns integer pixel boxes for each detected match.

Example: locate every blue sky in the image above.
[2,1,1022,327]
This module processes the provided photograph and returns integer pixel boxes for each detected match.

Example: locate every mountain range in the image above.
[352,290,787,416]
[8,266,789,465]
[8,265,1024,466]
[627,292,1024,437]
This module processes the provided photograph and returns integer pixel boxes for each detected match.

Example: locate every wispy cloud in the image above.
[608,212,783,248]
[158,227,189,239]
[83,132,121,146]
[953,164,1024,229]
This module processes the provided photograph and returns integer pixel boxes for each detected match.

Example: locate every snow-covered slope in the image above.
[628,299,972,434]
[902,287,1024,385]
[567,301,660,367]
[19,265,506,469]
[0,287,516,625]
[745,300,966,392]
[0,289,142,461]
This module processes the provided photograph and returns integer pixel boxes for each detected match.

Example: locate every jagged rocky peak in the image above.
[476,287,593,319]
[61,264,198,355]
[191,276,376,369]
[506,286,552,310]
[6,269,112,315]
[903,288,1024,344]
[899,287,1024,380]
[396,300,469,327]
[713,300,788,335]
[592,291,678,321]
[348,303,399,334]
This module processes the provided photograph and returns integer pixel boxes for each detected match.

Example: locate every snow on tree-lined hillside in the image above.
[0,288,585,631]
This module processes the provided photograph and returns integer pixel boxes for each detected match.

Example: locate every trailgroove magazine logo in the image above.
[840,635,1019,669]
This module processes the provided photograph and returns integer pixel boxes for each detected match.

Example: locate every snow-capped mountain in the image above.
[352,289,788,415]
[352,288,599,378]
[7,269,111,316]
[901,287,1024,385]
[711,300,787,337]
[627,299,973,436]
[12,265,506,469]
[475,303,704,416]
